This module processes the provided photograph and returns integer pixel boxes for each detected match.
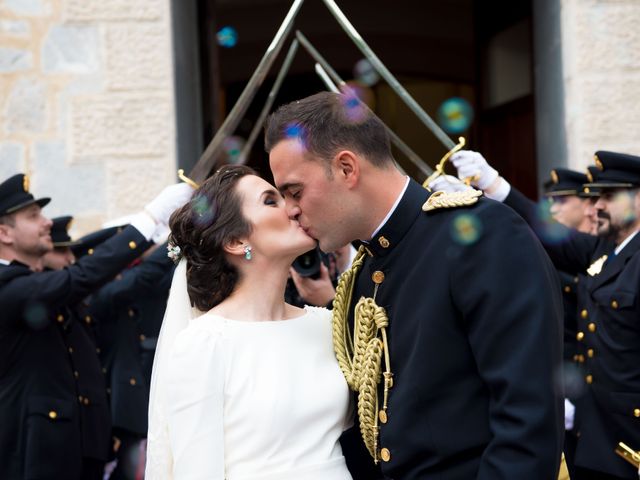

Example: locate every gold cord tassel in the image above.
[333,247,392,462]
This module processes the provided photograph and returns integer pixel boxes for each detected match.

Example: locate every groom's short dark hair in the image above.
[264,91,393,168]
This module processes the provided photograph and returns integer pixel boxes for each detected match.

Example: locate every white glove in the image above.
[450,150,498,190]
[145,183,194,226]
[427,175,475,194]
[564,398,575,431]
[151,222,171,245]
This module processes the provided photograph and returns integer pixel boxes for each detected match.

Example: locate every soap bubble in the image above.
[217,26,238,48]
[353,59,379,87]
[437,97,474,134]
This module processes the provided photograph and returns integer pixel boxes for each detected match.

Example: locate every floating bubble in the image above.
[345,81,375,109]
[612,191,637,223]
[284,123,304,140]
[114,438,146,480]
[451,213,482,245]
[536,201,571,244]
[339,85,371,124]
[216,26,238,48]
[557,361,587,399]
[191,193,216,228]
[282,123,308,153]
[223,135,246,164]
[24,302,48,330]
[437,97,474,134]
[353,59,379,87]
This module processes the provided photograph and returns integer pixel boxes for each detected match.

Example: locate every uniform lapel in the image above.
[589,232,640,291]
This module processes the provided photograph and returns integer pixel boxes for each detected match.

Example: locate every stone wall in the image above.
[0,0,176,236]
[561,0,640,170]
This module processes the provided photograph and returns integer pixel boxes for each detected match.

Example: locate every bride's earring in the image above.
[243,245,252,261]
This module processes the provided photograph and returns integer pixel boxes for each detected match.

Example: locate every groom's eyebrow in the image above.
[277,182,301,196]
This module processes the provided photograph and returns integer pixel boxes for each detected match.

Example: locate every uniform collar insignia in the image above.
[366,180,427,258]
[586,254,608,276]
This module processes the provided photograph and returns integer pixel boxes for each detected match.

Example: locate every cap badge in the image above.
[23,174,30,192]
[586,170,593,182]
[550,170,559,184]
[594,155,604,171]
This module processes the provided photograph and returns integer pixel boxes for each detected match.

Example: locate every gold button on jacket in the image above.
[372,271,385,284]
[380,448,391,462]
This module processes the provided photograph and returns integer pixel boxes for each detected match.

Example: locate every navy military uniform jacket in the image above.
[0,226,147,480]
[506,187,639,478]
[345,180,564,480]
[91,243,174,436]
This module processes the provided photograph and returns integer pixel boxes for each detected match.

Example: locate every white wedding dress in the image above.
[146,301,352,480]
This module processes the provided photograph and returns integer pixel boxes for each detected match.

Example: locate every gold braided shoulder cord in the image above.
[333,246,393,463]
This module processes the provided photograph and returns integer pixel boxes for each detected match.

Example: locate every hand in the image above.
[145,183,194,226]
[450,150,498,190]
[290,263,336,307]
[564,398,575,431]
[427,174,475,194]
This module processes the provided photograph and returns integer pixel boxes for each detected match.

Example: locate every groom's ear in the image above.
[333,150,359,188]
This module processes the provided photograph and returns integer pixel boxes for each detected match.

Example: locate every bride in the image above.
[145,165,352,479]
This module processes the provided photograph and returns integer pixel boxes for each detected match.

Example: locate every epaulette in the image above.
[422,189,482,212]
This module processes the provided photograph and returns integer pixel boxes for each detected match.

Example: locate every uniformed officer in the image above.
[266,91,564,480]
[544,168,598,234]
[39,215,117,478]
[0,173,192,480]
[41,215,80,269]
[452,150,640,480]
[88,242,175,480]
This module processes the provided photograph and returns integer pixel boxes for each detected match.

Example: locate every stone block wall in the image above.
[0,0,176,236]
[561,0,640,169]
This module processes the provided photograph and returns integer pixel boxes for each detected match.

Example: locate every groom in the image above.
[266,91,564,479]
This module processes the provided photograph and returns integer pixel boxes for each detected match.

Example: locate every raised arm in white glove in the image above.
[130,183,194,241]
[145,183,194,226]
[450,150,511,202]
[427,174,475,194]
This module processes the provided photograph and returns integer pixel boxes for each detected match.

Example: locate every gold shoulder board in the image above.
[422,189,482,212]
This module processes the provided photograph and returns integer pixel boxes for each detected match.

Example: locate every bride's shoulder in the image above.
[174,313,225,345]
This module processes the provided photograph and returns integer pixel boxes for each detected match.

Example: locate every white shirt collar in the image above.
[615,229,640,256]
[369,176,410,240]
[0,258,11,266]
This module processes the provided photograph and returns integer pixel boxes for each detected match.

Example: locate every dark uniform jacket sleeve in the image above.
[0,225,148,330]
[90,242,173,311]
[504,187,607,273]
[448,199,564,479]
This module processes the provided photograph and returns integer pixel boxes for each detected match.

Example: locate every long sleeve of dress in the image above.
[165,325,226,480]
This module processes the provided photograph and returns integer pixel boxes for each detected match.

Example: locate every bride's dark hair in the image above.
[169,165,256,311]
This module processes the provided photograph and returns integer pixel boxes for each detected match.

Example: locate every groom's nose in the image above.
[285,199,301,220]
